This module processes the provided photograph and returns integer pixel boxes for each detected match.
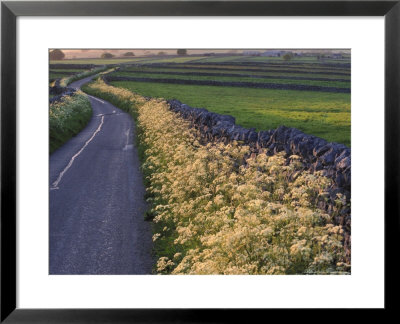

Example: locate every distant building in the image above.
[243,51,261,56]
[332,53,343,59]
[260,50,293,57]
[261,50,283,57]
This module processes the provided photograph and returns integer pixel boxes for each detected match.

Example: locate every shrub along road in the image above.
[49,76,153,274]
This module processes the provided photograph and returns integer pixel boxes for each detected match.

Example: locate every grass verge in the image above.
[49,91,92,154]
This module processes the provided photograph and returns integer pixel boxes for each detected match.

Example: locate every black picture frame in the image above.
[1,0,399,321]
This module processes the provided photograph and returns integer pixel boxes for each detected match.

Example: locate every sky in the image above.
[55,49,350,59]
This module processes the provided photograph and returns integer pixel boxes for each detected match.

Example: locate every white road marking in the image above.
[51,115,105,189]
[88,95,105,104]
[123,145,133,151]
[125,128,130,146]
[50,187,59,191]
[97,112,121,117]
[122,128,132,151]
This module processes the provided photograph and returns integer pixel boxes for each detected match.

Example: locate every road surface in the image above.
[49,77,153,274]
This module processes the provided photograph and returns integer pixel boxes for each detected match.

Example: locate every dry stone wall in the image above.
[167,99,351,260]
[49,80,77,103]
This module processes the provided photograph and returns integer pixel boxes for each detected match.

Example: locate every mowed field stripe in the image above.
[119,70,351,83]
[105,76,351,93]
[126,67,350,80]
[116,71,350,88]
[180,62,350,71]
[140,64,351,76]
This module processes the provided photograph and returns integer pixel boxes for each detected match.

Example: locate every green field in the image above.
[234,56,351,64]
[49,66,110,86]
[111,81,351,146]
[124,67,350,80]
[50,73,72,79]
[50,54,350,67]
[51,53,351,146]
[50,58,145,65]
[50,56,206,65]
[130,67,350,78]
[50,69,87,73]
[190,55,243,63]
[152,63,350,74]
[134,56,207,64]
[49,68,91,83]
[110,71,350,88]
[152,64,350,75]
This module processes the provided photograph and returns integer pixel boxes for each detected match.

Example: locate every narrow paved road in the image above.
[50,77,153,274]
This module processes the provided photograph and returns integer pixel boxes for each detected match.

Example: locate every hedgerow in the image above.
[49,91,92,153]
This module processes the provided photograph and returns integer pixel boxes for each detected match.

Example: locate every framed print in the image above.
[1,0,399,321]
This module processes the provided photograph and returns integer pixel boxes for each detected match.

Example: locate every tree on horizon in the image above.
[177,49,187,55]
[101,52,115,59]
[49,49,65,60]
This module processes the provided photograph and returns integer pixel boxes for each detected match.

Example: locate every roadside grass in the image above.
[110,71,350,88]
[49,91,92,154]
[111,80,351,146]
[80,78,143,121]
